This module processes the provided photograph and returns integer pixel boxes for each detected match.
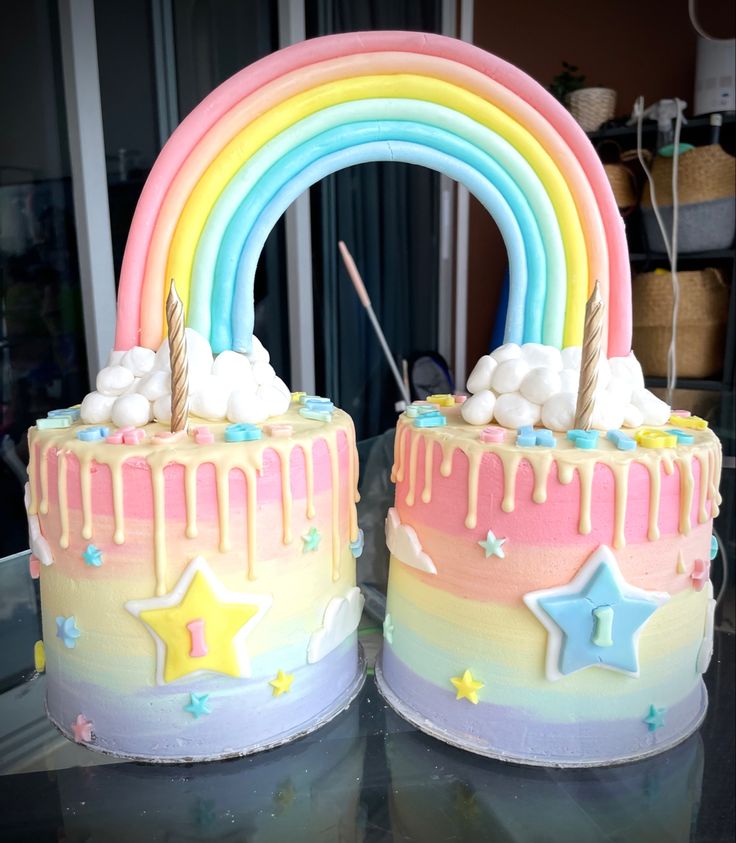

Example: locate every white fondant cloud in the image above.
[385,508,437,575]
[307,587,364,664]
[24,483,54,566]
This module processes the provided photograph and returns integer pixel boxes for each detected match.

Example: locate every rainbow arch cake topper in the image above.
[114,31,631,359]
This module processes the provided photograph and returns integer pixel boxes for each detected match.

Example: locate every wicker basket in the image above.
[566,87,616,132]
[632,268,729,378]
[603,163,638,211]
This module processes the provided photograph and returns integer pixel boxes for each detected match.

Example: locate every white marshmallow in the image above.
[609,353,645,390]
[606,376,632,406]
[190,375,230,420]
[137,370,171,402]
[252,361,275,386]
[559,369,580,394]
[272,376,291,397]
[520,367,561,405]
[245,335,270,364]
[595,355,611,390]
[466,356,497,395]
[520,343,562,371]
[96,365,135,397]
[227,390,269,424]
[490,342,521,364]
[80,391,117,424]
[492,358,529,394]
[493,392,541,428]
[111,393,152,428]
[152,395,172,423]
[591,391,625,431]
[460,390,496,426]
[211,350,252,382]
[622,404,644,428]
[541,392,577,432]
[107,349,125,367]
[630,387,671,425]
[560,346,582,370]
[154,328,213,377]
[121,346,155,377]
[256,383,290,417]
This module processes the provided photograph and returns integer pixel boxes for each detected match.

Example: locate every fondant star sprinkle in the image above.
[56,615,81,649]
[643,704,666,732]
[383,613,394,645]
[691,558,710,591]
[269,670,294,697]
[302,527,321,553]
[71,714,93,743]
[450,669,484,704]
[82,544,103,567]
[478,529,506,559]
[184,692,211,719]
[350,529,365,558]
[125,556,272,684]
[524,545,669,681]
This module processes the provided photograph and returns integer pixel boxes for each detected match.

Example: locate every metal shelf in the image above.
[644,376,723,392]
[630,249,735,262]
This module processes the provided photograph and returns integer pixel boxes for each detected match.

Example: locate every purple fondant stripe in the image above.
[378,645,707,767]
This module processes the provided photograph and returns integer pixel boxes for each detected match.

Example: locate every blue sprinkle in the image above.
[224,423,263,442]
[77,426,110,442]
[667,428,695,445]
[710,535,718,561]
[299,408,333,423]
[517,426,556,447]
[414,414,446,428]
[567,429,599,449]
[49,407,81,421]
[606,430,637,451]
[305,398,335,413]
[82,544,103,567]
[56,615,81,649]
[406,404,441,418]
[350,529,365,559]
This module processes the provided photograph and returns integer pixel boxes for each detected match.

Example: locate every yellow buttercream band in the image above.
[163,73,588,345]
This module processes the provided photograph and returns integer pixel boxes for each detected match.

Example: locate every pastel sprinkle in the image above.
[304,398,335,413]
[82,544,103,567]
[264,423,293,438]
[299,408,333,422]
[710,535,718,561]
[34,640,46,672]
[106,426,135,444]
[567,429,599,449]
[405,403,436,418]
[635,428,677,449]
[454,394,467,404]
[302,527,321,553]
[37,416,71,429]
[414,414,446,428]
[225,423,262,442]
[671,409,691,417]
[123,428,146,445]
[606,430,637,451]
[350,529,364,558]
[291,391,307,402]
[668,414,707,430]
[480,426,506,443]
[194,426,215,444]
[71,714,94,743]
[56,615,81,649]
[517,426,555,447]
[667,428,694,445]
[184,692,211,719]
[643,704,666,732]
[427,393,455,407]
[29,556,40,580]
[76,426,109,441]
[49,407,81,421]
[691,558,710,591]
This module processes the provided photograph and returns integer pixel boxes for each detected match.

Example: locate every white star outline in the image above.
[125,555,272,685]
[523,545,670,682]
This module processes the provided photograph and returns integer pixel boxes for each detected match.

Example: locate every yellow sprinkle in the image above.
[291,392,306,402]
[635,428,678,449]
[669,414,707,430]
[427,393,455,407]
[34,640,46,673]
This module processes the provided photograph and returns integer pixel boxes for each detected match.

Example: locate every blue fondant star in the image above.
[524,546,669,680]
[644,704,666,732]
[478,529,506,559]
[350,529,365,559]
[82,544,103,567]
[302,527,321,553]
[56,615,81,649]
[184,692,211,719]
[710,535,718,561]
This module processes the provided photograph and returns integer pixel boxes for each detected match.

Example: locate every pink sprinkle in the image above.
[71,714,94,744]
[480,426,506,443]
[264,423,293,438]
[106,426,134,444]
[672,410,691,417]
[454,395,467,404]
[691,558,710,591]
[29,556,40,580]
[186,618,208,658]
[194,426,215,444]
[123,428,145,445]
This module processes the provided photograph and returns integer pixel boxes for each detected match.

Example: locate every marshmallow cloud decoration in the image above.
[307,587,364,663]
[81,329,291,426]
[461,343,670,431]
[385,508,438,574]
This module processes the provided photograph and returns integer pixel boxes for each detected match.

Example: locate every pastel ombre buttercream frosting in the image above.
[27,403,365,761]
[376,406,722,766]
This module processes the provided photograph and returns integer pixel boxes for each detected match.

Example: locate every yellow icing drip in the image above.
[406,430,420,507]
[387,412,722,548]
[422,438,434,504]
[57,451,69,549]
[646,460,661,541]
[676,550,687,574]
[27,408,358,592]
[465,448,482,529]
[184,463,198,538]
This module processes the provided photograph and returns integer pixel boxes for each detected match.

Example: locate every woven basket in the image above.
[566,87,616,132]
[603,163,639,211]
[642,145,736,206]
[632,268,729,378]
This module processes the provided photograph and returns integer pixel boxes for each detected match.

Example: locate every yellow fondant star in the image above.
[126,556,271,684]
[269,670,295,697]
[450,669,484,704]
